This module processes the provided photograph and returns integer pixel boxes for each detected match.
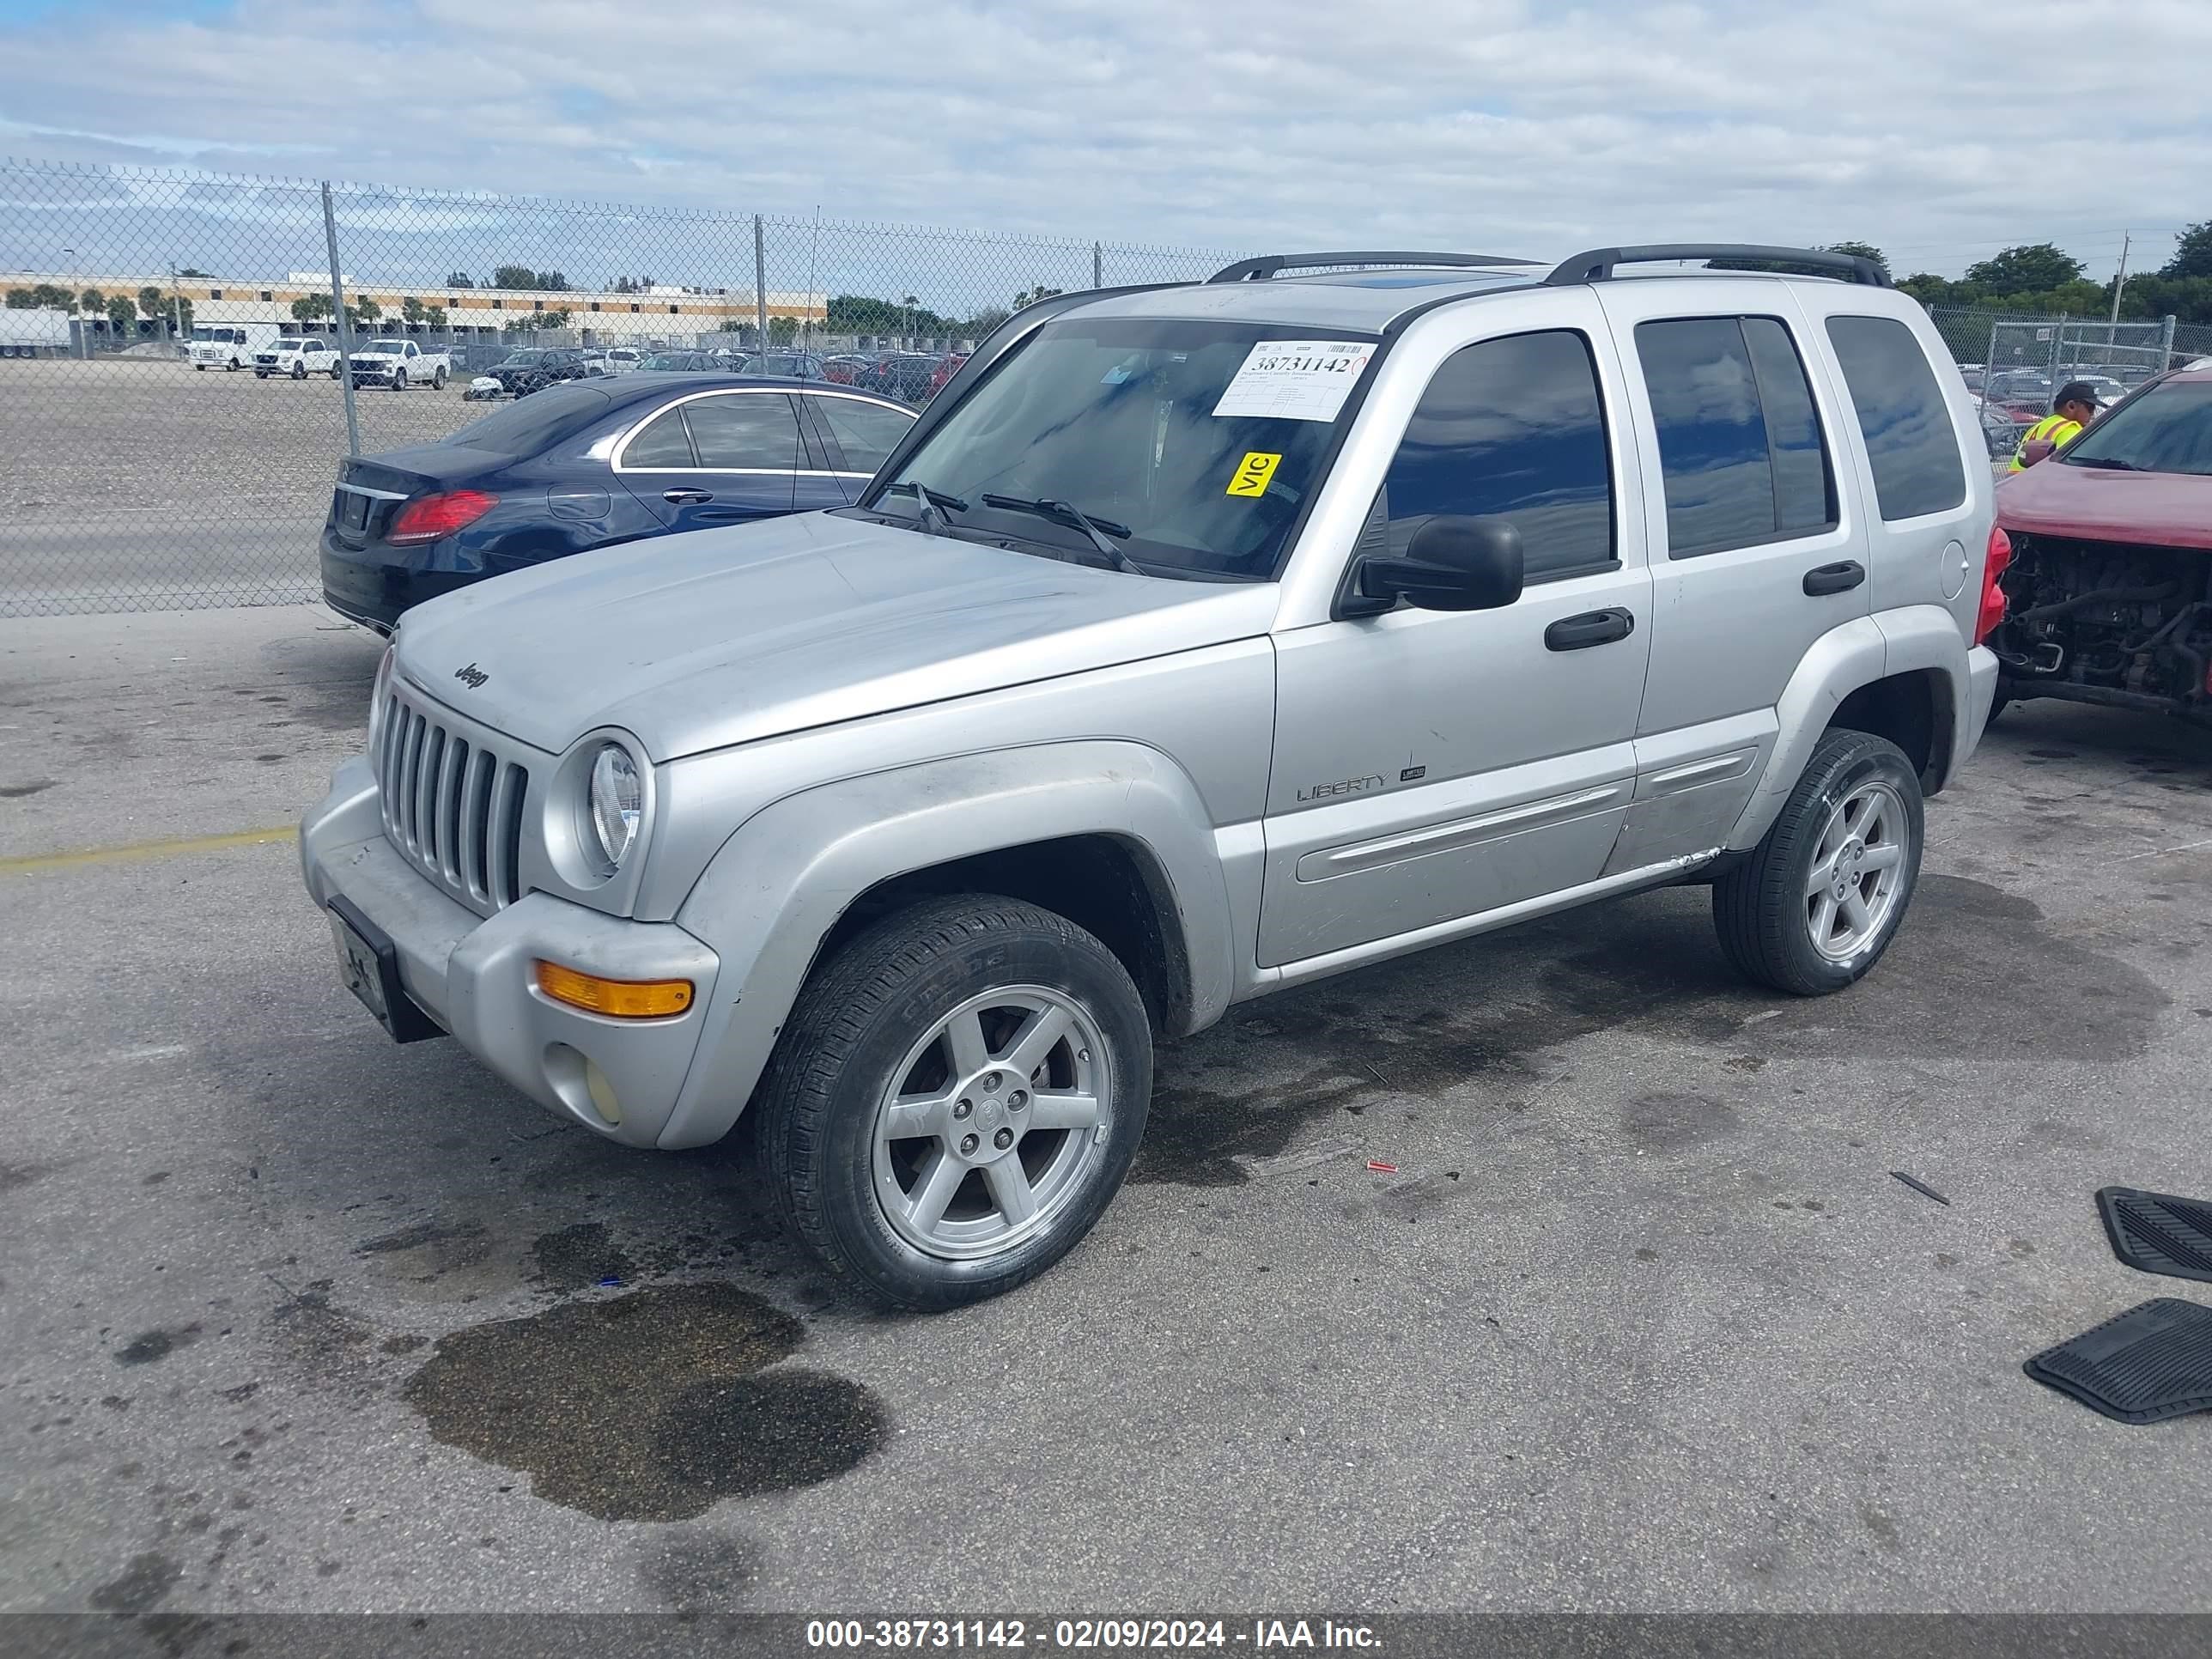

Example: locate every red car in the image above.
[1990,365,2212,721]
[928,350,970,396]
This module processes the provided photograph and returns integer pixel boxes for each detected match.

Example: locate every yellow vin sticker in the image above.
[1227,451,1281,497]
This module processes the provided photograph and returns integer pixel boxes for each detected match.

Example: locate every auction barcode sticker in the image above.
[1211,340,1376,422]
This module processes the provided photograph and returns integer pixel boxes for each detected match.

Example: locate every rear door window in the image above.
[1635,316,1838,557]
[621,407,697,468]
[1380,329,1615,581]
[684,393,802,471]
[1824,315,1967,520]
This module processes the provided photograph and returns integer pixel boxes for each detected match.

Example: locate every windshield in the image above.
[442,384,612,456]
[499,349,544,365]
[275,338,304,349]
[879,318,1377,580]
[2062,380,2212,477]
[191,326,236,343]
[360,339,404,354]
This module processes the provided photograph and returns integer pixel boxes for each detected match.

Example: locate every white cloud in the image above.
[0,0,2204,306]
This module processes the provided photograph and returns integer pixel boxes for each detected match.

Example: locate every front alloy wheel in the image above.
[755,895,1152,1310]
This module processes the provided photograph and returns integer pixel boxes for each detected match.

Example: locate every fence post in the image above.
[1978,320,1998,417]
[1093,241,1103,289]
[2048,312,2066,388]
[2161,314,2178,371]
[321,182,361,459]
[753,215,769,370]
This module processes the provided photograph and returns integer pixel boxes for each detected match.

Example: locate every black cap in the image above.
[2056,380,2101,409]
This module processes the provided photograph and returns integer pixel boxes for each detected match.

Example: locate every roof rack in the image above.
[1544,244,1891,288]
[1207,251,1538,283]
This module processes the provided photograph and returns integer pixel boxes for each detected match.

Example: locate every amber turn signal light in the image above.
[533,960,694,1018]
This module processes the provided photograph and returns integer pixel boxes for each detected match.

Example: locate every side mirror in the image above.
[1353,514,1525,614]
[2020,438,2057,467]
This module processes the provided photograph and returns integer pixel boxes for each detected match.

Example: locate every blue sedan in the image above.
[319,374,917,634]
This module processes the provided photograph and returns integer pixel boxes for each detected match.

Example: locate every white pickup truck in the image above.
[346,338,450,391]
[253,336,343,380]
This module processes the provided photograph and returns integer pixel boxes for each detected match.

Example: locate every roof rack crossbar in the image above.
[1207,251,1539,283]
[1544,244,1892,288]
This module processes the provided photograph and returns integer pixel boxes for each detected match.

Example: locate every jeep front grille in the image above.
[375,692,530,913]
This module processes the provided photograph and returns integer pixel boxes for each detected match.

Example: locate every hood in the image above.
[392,512,1279,760]
[1997,459,2212,551]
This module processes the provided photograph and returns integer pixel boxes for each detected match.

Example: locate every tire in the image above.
[392,368,406,392]
[193,363,204,372]
[255,369,268,379]
[292,362,307,381]
[752,894,1152,1311]
[226,357,240,371]
[431,366,446,390]
[331,367,342,380]
[1711,729,1924,997]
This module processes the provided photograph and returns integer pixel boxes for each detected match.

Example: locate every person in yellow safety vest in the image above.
[2009,381,2101,471]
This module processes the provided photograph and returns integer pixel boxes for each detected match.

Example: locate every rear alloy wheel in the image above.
[292,362,307,381]
[754,895,1152,1310]
[1712,729,1923,995]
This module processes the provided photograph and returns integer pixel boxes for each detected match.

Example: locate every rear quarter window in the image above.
[1824,315,1967,520]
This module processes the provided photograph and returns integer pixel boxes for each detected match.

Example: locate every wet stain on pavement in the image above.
[116,1324,202,1366]
[0,1159,52,1194]
[1133,873,2166,1185]
[88,1550,180,1612]
[0,778,56,798]
[530,1220,636,1292]
[641,1530,764,1610]
[1622,1093,1741,1153]
[402,1283,888,1522]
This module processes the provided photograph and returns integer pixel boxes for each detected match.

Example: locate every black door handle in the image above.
[1544,608,1636,652]
[662,488,714,506]
[1802,560,1866,597]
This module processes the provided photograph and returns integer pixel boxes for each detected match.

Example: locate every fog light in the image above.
[534,959,694,1018]
[583,1059,623,1127]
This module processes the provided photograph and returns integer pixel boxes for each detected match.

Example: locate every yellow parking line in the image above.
[0,825,295,874]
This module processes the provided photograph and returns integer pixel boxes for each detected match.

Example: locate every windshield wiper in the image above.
[2071,456,2141,471]
[882,479,969,536]
[979,495,1146,575]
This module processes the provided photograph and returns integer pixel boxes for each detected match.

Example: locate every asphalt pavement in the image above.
[3,605,2210,1616]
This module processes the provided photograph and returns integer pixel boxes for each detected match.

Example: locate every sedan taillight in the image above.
[388,489,499,545]
[1975,524,2013,645]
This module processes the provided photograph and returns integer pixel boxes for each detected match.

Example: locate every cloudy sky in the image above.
[3,0,2208,302]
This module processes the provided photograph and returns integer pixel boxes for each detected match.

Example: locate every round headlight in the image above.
[587,744,643,871]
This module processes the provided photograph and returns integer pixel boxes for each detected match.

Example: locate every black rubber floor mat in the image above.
[2024,1297,2212,1424]
[2099,1186,2212,1283]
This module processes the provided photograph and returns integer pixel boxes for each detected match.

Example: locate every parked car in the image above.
[470,346,602,399]
[740,350,827,380]
[928,350,970,397]
[822,354,870,385]
[1985,370,2056,418]
[319,374,916,633]
[635,350,717,372]
[253,337,341,380]
[348,338,450,391]
[1979,402,2027,459]
[860,350,941,403]
[303,245,1996,1310]
[604,347,645,373]
[1988,364,2212,721]
[189,322,282,371]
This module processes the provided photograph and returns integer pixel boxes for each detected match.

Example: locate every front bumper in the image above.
[301,755,721,1149]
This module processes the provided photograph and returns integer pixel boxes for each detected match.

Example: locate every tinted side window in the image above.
[1824,315,1967,520]
[622,407,697,468]
[813,397,913,473]
[1381,329,1613,580]
[684,394,801,471]
[1637,316,1836,557]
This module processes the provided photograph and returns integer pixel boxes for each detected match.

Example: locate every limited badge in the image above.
[1227,451,1281,497]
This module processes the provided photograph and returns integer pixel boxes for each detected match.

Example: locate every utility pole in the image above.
[2109,231,2131,325]
[168,264,182,342]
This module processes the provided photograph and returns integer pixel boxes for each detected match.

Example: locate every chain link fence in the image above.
[8,155,2212,619]
[0,158,1234,617]
[1923,305,2212,462]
